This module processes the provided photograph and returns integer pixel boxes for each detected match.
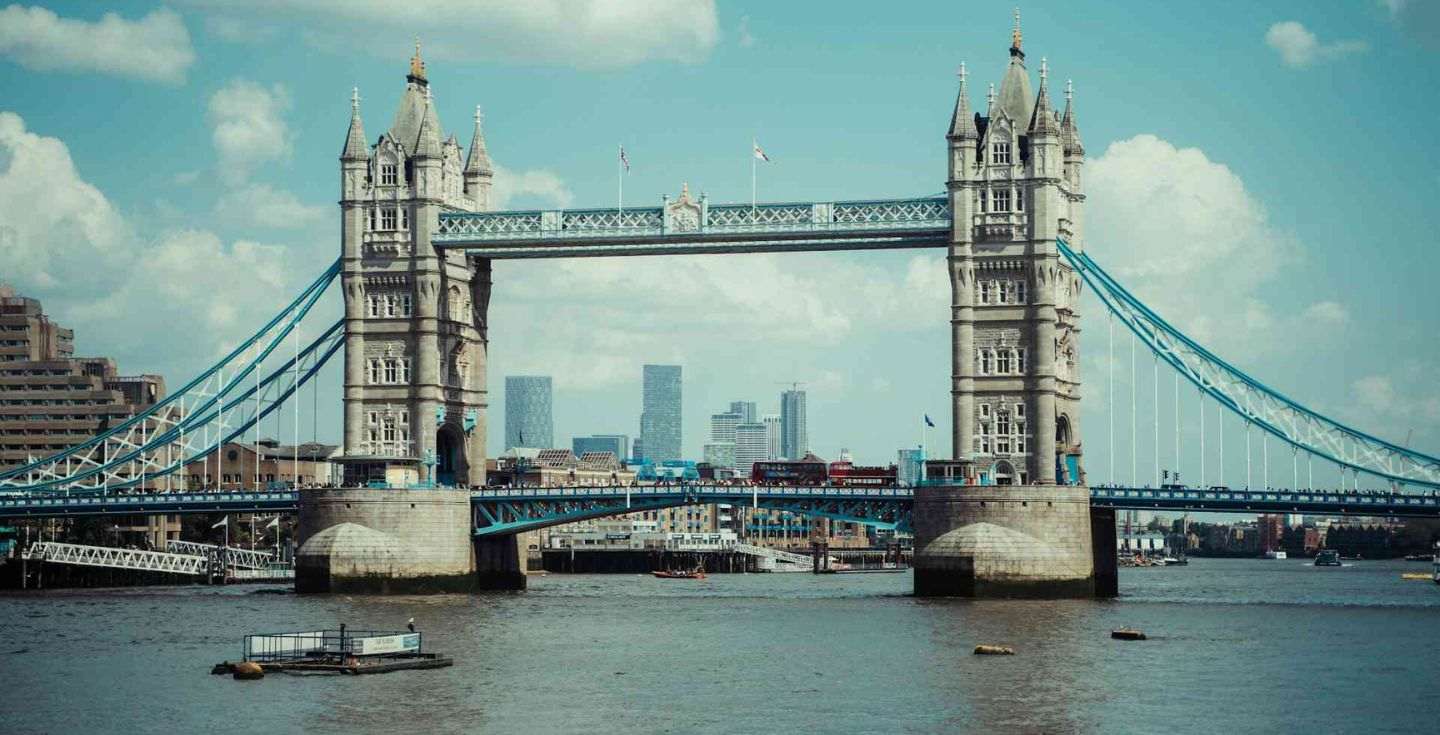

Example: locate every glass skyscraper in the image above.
[573,434,629,461]
[780,388,807,460]
[639,364,682,462]
[504,375,553,450]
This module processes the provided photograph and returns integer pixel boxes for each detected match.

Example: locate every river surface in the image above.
[2,558,1437,734]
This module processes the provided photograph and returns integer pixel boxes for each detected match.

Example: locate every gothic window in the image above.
[381,163,398,186]
[384,294,396,318]
[380,208,397,231]
[366,295,379,318]
[996,436,1011,454]
[992,142,1012,164]
[400,208,409,230]
[381,415,397,443]
[401,294,412,316]
[997,414,1012,437]
[1016,188,1025,212]
[978,189,988,213]
[978,281,991,304]
[980,435,992,454]
[993,189,1011,212]
[398,358,411,383]
[383,360,398,384]
[1016,434,1027,454]
[1018,348,1028,372]
[367,209,376,231]
[448,285,463,319]
[1014,402,1025,419]
[980,350,993,375]
[979,403,992,420]
[367,359,379,384]
[997,349,1012,374]
[1016,280,1027,303]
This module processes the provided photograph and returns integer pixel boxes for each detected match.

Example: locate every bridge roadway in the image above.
[2,486,1437,527]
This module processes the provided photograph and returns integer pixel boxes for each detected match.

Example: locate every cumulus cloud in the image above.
[0,110,329,375]
[490,165,574,210]
[180,0,719,69]
[215,183,328,229]
[208,79,292,185]
[1265,21,1367,68]
[1086,134,1299,354]
[0,5,195,83]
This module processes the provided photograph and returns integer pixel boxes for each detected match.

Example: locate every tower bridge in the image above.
[3,17,1438,597]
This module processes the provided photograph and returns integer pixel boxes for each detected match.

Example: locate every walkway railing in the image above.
[25,541,208,575]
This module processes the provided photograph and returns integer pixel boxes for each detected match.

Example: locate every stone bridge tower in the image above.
[337,45,492,489]
[916,14,1100,597]
[294,47,503,594]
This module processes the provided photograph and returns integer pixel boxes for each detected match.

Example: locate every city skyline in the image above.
[0,1,1436,478]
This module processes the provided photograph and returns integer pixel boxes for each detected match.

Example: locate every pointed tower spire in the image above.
[465,105,493,174]
[1028,57,1059,135]
[1061,78,1084,155]
[415,85,442,158]
[948,62,978,140]
[341,86,369,160]
[986,82,996,115]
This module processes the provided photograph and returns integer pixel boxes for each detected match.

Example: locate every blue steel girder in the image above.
[0,491,299,520]
[1059,239,1440,490]
[470,486,915,536]
[1090,486,1440,518]
[433,197,950,258]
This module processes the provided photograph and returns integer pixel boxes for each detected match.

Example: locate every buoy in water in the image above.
[1111,628,1147,641]
[973,645,1015,655]
[232,661,264,680]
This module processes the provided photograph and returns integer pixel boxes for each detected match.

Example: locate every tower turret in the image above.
[947,62,978,184]
[464,105,494,211]
[340,87,370,203]
[994,8,1033,125]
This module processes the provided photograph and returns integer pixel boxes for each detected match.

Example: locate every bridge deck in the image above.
[2,486,1435,522]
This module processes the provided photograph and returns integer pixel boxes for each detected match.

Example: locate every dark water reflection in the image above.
[2,558,1437,734]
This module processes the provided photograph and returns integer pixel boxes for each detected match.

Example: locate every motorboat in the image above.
[1314,549,1342,567]
[652,565,706,579]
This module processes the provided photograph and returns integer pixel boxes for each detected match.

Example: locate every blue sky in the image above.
[1,1,1436,487]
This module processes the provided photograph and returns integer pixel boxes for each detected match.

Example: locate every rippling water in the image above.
[2,558,1437,734]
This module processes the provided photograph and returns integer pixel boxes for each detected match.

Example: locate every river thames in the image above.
[2,559,1437,734]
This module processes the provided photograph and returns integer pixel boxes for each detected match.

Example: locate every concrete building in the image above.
[702,442,736,470]
[504,375,553,451]
[780,388,807,460]
[639,364,681,462]
[181,440,341,490]
[729,401,757,423]
[734,422,769,477]
[0,285,178,546]
[572,434,628,462]
[762,413,782,460]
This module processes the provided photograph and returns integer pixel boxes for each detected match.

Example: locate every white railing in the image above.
[25,542,207,575]
[166,540,274,569]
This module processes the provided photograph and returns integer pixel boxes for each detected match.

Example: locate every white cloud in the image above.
[0,5,195,83]
[738,15,756,47]
[1302,300,1350,327]
[1087,134,1298,353]
[0,110,329,374]
[490,165,574,210]
[208,79,292,185]
[215,183,328,229]
[181,0,719,69]
[1265,21,1367,68]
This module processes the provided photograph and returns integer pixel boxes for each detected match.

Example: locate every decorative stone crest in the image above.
[665,183,702,233]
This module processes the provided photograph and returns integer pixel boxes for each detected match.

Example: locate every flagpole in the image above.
[618,144,623,216]
[751,137,757,212]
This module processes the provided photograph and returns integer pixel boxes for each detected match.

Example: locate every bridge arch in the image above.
[436,423,465,486]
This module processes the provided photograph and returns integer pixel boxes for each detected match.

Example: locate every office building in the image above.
[572,434,628,463]
[703,442,736,470]
[734,422,769,477]
[504,375,553,450]
[780,387,807,460]
[897,447,925,487]
[763,414,782,460]
[710,409,741,444]
[729,401,757,424]
[639,364,681,462]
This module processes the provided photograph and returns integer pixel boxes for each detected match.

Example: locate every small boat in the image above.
[1161,556,1187,566]
[1263,550,1287,560]
[1403,553,1429,562]
[1314,549,1342,567]
[652,565,706,579]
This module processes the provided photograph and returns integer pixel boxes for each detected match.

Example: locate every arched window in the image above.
[448,285,463,319]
